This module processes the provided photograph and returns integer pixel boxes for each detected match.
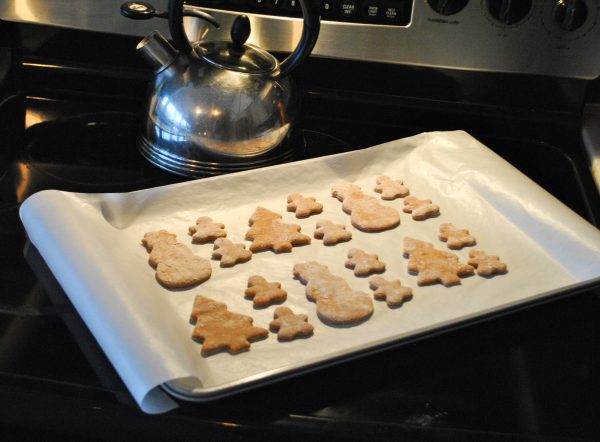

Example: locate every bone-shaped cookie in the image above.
[403,196,440,221]
[244,275,287,307]
[468,250,507,276]
[211,238,252,267]
[438,223,476,249]
[314,220,352,245]
[345,248,386,276]
[269,307,314,341]
[369,276,413,307]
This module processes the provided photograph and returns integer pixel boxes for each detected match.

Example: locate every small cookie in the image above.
[314,220,352,245]
[468,250,508,276]
[374,176,410,200]
[293,261,373,325]
[369,276,413,307]
[189,216,226,243]
[403,237,474,286]
[287,193,323,218]
[190,295,268,355]
[403,196,440,220]
[245,275,288,307]
[345,248,386,277]
[269,307,314,341]
[142,230,212,288]
[438,223,477,249]
[211,238,252,267]
[331,182,400,232]
[245,207,311,253]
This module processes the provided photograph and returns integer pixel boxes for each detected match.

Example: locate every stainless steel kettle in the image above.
[120,1,320,177]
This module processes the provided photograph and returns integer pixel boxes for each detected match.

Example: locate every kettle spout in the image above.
[137,31,178,72]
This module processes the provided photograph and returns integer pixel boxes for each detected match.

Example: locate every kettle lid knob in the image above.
[231,15,251,53]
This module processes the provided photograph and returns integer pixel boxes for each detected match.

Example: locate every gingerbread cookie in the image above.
[269,307,314,341]
[403,196,440,221]
[438,223,476,249]
[190,295,268,355]
[468,250,508,276]
[189,216,226,243]
[313,220,352,245]
[245,207,311,253]
[287,193,323,218]
[369,276,413,307]
[293,261,373,325]
[345,248,386,277]
[403,237,474,286]
[374,176,410,200]
[211,238,252,267]
[244,275,287,307]
[142,230,212,288]
[331,182,400,232]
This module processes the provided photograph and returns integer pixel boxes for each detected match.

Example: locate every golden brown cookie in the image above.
[403,196,440,221]
[374,176,410,200]
[403,237,474,286]
[293,261,373,325]
[345,248,386,277]
[313,220,352,245]
[331,182,400,232]
[244,275,288,307]
[190,295,268,355]
[189,216,226,244]
[468,250,508,276]
[287,193,323,218]
[438,223,476,249]
[211,238,252,267]
[142,230,212,288]
[369,276,413,307]
[245,207,311,253]
[269,306,314,341]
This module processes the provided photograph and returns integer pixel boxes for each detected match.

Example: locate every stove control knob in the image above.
[553,0,588,31]
[427,0,469,16]
[485,0,532,25]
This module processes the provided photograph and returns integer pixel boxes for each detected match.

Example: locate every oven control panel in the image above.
[183,0,600,79]
[1,0,600,79]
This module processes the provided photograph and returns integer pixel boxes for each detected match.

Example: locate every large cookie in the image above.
[190,295,268,355]
[403,237,474,286]
[293,261,373,325]
[245,207,311,253]
[331,182,400,232]
[142,230,212,288]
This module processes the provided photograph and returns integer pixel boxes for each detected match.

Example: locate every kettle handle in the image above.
[168,0,320,78]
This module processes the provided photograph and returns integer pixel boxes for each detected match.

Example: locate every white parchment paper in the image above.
[19,131,600,414]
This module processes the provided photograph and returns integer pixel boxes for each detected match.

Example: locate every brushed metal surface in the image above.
[1,0,600,79]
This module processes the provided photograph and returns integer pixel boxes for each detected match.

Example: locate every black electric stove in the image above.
[1,22,600,441]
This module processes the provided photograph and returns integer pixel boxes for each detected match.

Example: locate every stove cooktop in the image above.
[1,71,600,440]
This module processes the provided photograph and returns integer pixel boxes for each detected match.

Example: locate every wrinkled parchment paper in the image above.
[20,131,600,413]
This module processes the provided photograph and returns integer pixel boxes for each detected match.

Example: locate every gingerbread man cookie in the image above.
[369,276,413,307]
[142,230,212,288]
[314,220,352,245]
[245,207,311,253]
[374,176,410,200]
[269,307,314,341]
[403,196,440,221]
[403,237,474,286]
[245,275,288,307]
[468,250,508,276]
[191,295,269,355]
[189,216,226,243]
[293,261,373,325]
[438,223,477,249]
[287,193,323,218]
[345,248,386,277]
[211,238,252,267]
[331,182,400,232]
